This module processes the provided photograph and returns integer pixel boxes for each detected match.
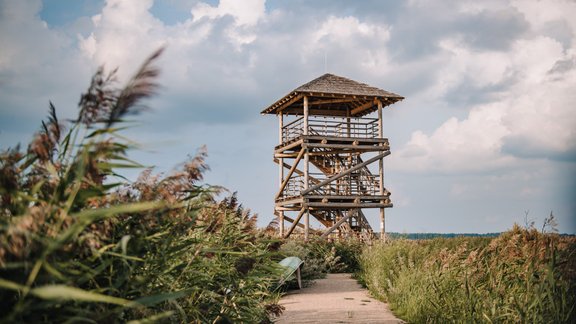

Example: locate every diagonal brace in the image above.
[301,151,390,195]
[320,210,357,238]
[284,208,306,238]
[275,148,305,200]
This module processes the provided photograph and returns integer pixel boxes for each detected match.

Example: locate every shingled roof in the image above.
[261,73,404,117]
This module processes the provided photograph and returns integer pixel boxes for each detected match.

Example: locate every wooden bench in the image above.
[278,256,303,289]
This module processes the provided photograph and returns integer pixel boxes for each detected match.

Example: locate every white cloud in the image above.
[191,0,265,47]
[391,9,576,173]
[79,0,166,79]
[192,0,265,26]
[1,0,574,233]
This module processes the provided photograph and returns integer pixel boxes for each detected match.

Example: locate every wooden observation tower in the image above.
[261,74,403,240]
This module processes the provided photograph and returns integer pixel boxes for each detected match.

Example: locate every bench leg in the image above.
[296,267,302,289]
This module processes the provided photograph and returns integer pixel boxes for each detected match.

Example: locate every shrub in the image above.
[359,224,576,323]
[278,237,364,286]
[0,49,281,323]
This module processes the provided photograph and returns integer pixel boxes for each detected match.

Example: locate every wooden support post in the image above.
[303,95,309,240]
[304,149,310,241]
[278,113,284,236]
[303,96,309,136]
[346,108,351,137]
[305,209,309,241]
[377,100,386,241]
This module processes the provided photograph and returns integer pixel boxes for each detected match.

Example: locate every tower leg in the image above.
[279,210,284,236]
[380,208,386,241]
[304,209,309,240]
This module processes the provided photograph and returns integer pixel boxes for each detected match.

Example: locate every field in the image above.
[359,226,576,323]
[2,50,574,323]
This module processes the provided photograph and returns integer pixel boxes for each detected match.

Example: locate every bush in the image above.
[0,49,282,323]
[278,237,364,286]
[359,224,576,323]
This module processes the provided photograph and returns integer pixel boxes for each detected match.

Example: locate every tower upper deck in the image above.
[260,73,404,117]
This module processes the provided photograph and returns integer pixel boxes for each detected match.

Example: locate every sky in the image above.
[1,0,575,234]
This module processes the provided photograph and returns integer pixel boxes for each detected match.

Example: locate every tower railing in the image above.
[279,173,381,199]
[282,116,379,143]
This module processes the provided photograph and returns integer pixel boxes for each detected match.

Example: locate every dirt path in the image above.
[274,273,404,323]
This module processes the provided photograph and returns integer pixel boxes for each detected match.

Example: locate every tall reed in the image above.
[0,49,282,323]
[359,224,576,323]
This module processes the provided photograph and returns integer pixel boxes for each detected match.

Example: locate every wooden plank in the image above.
[274,139,304,153]
[275,206,302,211]
[301,151,390,195]
[306,143,389,150]
[308,202,393,208]
[275,197,303,206]
[306,194,390,200]
[304,135,388,144]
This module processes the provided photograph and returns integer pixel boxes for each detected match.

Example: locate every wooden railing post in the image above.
[303,96,309,240]
[377,99,386,241]
[278,112,284,236]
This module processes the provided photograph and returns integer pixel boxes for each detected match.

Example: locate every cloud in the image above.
[192,0,265,26]
[1,0,575,233]
[0,0,92,125]
[390,5,576,173]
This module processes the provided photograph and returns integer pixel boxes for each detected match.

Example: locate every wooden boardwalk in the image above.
[274,273,403,323]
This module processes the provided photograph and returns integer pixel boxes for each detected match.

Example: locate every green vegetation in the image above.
[279,238,363,286]
[359,223,576,323]
[0,49,283,323]
[3,47,574,324]
[386,232,500,240]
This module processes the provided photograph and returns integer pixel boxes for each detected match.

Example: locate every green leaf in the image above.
[46,201,168,256]
[102,251,144,262]
[131,289,194,307]
[86,126,130,138]
[0,278,26,292]
[126,311,175,324]
[31,285,130,306]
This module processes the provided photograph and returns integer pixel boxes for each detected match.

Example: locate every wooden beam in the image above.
[377,99,386,241]
[351,99,376,116]
[275,206,302,211]
[283,215,306,229]
[274,139,304,154]
[301,151,390,195]
[284,208,306,238]
[278,113,284,236]
[308,202,392,208]
[282,108,349,117]
[303,96,309,135]
[320,210,356,238]
[306,194,391,200]
[276,93,303,113]
[308,98,356,105]
[275,148,305,200]
[306,143,389,150]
